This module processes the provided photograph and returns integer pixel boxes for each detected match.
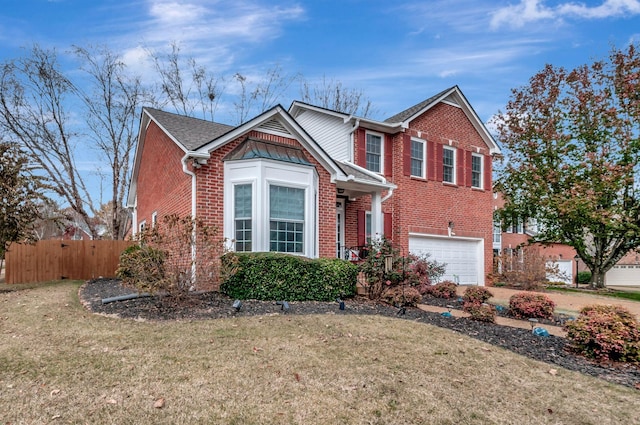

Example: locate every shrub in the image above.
[427,281,458,299]
[381,286,422,307]
[577,271,592,284]
[116,244,165,290]
[492,245,551,290]
[463,286,493,304]
[220,252,358,301]
[117,214,227,296]
[565,304,640,363]
[359,237,446,299]
[508,292,556,320]
[464,302,496,323]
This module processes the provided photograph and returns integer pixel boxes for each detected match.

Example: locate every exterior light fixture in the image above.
[232,300,242,312]
[276,301,290,313]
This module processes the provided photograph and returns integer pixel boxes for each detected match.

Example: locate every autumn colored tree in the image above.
[495,44,640,288]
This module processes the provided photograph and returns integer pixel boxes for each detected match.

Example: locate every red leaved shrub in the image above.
[508,292,556,320]
[463,286,493,304]
[565,305,640,363]
[427,281,458,299]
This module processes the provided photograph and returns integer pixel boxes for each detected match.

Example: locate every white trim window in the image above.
[442,146,456,184]
[151,211,158,227]
[234,183,252,252]
[224,158,318,257]
[411,138,425,178]
[471,153,483,188]
[139,220,146,233]
[269,185,305,253]
[493,220,502,244]
[366,132,383,173]
[365,211,372,243]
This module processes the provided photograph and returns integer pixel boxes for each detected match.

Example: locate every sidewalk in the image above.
[417,304,567,337]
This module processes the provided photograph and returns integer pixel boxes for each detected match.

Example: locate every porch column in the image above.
[371,191,383,240]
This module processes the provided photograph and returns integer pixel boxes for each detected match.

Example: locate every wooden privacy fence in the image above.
[5,240,133,284]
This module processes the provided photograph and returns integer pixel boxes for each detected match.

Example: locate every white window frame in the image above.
[224,159,318,257]
[410,138,426,178]
[268,184,305,254]
[365,211,372,244]
[442,146,456,184]
[151,211,158,228]
[365,131,383,174]
[493,220,502,244]
[234,183,253,252]
[139,220,146,233]
[471,153,483,189]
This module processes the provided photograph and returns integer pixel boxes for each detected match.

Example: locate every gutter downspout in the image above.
[181,153,198,218]
[381,187,394,203]
[347,119,360,163]
[181,153,202,288]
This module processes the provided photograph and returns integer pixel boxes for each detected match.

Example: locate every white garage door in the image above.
[606,265,640,286]
[546,260,573,284]
[409,235,484,285]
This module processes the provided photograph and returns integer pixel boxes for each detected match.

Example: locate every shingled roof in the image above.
[144,107,234,151]
[383,86,455,123]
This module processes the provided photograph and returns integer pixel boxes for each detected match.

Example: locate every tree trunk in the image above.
[590,270,607,289]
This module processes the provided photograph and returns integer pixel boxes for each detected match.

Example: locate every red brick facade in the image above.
[134,121,338,258]
[135,121,191,227]
[346,103,495,281]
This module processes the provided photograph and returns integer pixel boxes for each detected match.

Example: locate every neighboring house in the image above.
[128,86,501,285]
[492,193,585,285]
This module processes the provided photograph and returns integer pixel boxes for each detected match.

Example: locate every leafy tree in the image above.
[495,44,640,288]
[0,140,49,265]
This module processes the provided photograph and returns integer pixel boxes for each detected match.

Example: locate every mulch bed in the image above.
[79,278,640,390]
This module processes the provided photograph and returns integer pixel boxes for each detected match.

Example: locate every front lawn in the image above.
[1,281,638,424]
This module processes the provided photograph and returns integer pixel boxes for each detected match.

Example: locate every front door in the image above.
[336,199,345,259]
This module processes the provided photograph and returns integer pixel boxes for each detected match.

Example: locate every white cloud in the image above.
[491,0,640,29]
[559,0,640,18]
[490,0,556,29]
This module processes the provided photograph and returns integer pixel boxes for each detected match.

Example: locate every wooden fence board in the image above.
[5,240,133,284]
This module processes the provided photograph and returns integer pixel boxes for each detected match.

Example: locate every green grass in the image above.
[1,281,639,424]
[546,286,640,302]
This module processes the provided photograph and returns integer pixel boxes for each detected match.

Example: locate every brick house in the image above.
[128,86,501,285]
[492,193,640,286]
[491,192,579,284]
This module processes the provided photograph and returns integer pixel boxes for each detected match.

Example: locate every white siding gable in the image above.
[294,110,352,162]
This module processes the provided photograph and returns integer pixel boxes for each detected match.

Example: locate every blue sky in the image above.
[1,0,640,203]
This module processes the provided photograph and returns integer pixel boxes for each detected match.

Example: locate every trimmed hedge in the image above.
[220,252,358,301]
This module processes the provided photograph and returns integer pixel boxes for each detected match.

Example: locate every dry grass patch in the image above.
[0,282,638,424]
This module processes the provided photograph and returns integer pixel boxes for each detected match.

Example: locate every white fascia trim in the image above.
[197,105,348,183]
[339,160,388,184]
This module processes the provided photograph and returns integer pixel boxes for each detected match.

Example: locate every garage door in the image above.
[546,260,573,284]
[606,265,640,286]
[409,235,484,285]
